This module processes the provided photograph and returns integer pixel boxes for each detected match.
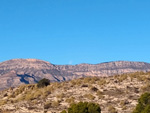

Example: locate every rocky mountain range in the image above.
[0,59,150,90]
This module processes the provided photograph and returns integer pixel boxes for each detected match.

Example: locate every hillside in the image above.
[0,72,150,113]
[0,59,150,90]
[0,59,80,90]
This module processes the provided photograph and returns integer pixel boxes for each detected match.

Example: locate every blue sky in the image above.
[0,0,150,64]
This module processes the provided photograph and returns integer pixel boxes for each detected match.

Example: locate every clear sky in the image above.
[0,0,150,64]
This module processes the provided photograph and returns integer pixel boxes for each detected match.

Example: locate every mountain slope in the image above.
[0,59,150,90]
[0,72,150,113]
[0,59,78,90]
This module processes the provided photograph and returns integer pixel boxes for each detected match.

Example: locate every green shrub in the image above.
[37,78,50,88]
[142,105,150,113]
[60,110,67,113]
[132,92,150,113]
[61,102,101,113]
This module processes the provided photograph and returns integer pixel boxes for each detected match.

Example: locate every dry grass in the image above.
[1,71,150,113]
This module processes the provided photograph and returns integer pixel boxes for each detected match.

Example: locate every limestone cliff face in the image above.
[58,61,150,76]
[0,59,150,90]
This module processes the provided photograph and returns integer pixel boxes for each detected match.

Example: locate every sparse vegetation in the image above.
[108,105,117,113]
[51,101,60,107]
[90,86,98,92]
[60,110,67,113]
[96,91,104,99]
[62,102,101,113]
[98,79,107,86]
[1,71,150,112]
[84,94,95,100]
[65,97,75,104]
[44,101,51,109]
[0,100,7,106]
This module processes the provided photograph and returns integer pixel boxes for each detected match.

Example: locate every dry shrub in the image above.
[0,100,7,106]
[84,94,95,100]
[98,79,107,86]
[44,101,51,109]
[90,86,98,92]
[108,105,117,113]
[51,101,59,107]
[97,91,104,99]
[65,97,75,104]
[81,84,88,87]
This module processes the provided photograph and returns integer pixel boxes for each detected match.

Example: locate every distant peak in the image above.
[25,59,50,63]
[25,59,38,62]
[98,60,148,64]
[1,58,51,65]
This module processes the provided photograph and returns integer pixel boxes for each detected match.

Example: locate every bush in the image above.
[61,102,101,113]
[60,110,67,113]
[37,78,50,88]
[132,92,150,113]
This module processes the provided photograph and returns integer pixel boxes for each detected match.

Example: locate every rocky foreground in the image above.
[1,59,150,90]
[0,72,150,113]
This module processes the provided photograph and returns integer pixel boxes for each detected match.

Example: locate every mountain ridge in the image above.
[0,58,150,90]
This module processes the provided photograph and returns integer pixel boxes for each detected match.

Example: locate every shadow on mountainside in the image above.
[17,74,38,84]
